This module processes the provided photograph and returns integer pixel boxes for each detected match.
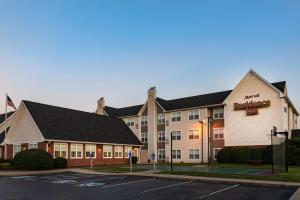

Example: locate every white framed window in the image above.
[189,129,200,139]
[188,110,200,120]
[141,133,148,143]
[158,131,165,142]
[28,143,38,149]
[213,128,224,140]
[70,144,83,159]
[213,148,222,160]
[13,144,21,156]
[54,143,68,158]
[213,108,224,119]
[103,145,113,158]
[171,112,181,122]
[171,131,181,140]
[158,149,165,160]
[141,116,148,126]
[172,150,181,159]
[114,146,123,158]
[85,144,96,158]
[124,146,132,158]
[125,117,135,126]
[158,114,165,124]
[189,149,200,159]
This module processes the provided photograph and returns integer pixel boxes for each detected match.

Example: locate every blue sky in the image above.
[0,1,299,113]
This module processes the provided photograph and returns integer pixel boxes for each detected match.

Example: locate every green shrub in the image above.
[288,139,300,166]
[54,157,68,168]
[12,149,54,170]
[216,147,233,163]
[131,156,138,164]
[0,162,12,170]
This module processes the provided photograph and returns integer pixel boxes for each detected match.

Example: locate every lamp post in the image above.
[170,131,173,173]
[198,120,204,164]
[206,116,212,167]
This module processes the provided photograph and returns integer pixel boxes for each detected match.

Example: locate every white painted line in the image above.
[102,179,155,189]
[141,181,193,194]
[11,176,36,179]
[74,176,127,185]
[198,184,239,200]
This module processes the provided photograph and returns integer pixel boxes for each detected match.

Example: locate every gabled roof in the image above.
[271,81,286,93]
[0,127,10,144]
[23,100,141,146]
[104,105,144,118]
[102,79,290,117]
[156,90,233,111]
[0,112,15,124]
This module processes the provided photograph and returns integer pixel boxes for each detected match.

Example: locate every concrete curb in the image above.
[69,168,300,188]
[0,169,70,177]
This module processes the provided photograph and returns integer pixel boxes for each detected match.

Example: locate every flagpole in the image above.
[4,93,7,159]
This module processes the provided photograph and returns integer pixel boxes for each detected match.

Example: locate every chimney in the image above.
[148,86,157,99]
[96,97,105,115]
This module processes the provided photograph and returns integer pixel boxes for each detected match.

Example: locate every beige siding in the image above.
[224,72,284,146]
[5,103,44,144]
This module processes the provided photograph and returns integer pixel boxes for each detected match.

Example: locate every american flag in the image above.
[6,95,17,110]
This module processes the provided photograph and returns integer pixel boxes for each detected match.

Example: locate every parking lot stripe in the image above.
[101,178,155,189]
[73,176,127,185]
[140,181,193,194]
[198,184,239,200]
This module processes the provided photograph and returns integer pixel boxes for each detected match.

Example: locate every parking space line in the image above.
[141,181,193,194]
[198,184,239,200]
[101,178,155,189]
[73,176,127,185]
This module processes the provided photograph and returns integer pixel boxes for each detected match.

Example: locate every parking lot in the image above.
[0,172,296,200]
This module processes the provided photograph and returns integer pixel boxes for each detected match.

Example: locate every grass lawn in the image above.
[157,166,300,183]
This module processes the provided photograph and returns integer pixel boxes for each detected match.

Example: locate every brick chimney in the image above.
[96,97,105,115]
[148,86,157,99]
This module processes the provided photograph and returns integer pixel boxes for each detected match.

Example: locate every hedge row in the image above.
[217,139,300,165]
[216,147,272,164]
[12,149,68,170]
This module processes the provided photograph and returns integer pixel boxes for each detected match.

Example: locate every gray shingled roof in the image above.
[0,112,15,124]
[103,81,287,117]
[23,101,142,146]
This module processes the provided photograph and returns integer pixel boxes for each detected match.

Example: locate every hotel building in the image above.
[96,70,299,163]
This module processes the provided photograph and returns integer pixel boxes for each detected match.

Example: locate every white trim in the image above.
[28,143,38,149]
[188,129,200,140]
[53,143,68,159]
[85,144,96,159]
[164,104,225,113]
[0,112,16,127]
[171,130,181,141]
[188,109,200,121]
[171,111,181,122]
[157,131,165,142]
[213,127,224,140]
[103,145,113,159]
[213,148,222,160]
[114,145,123,159]
[157,149,166,160]
[70,143,83,159]
[171,149,182,160]
[188,148,200,160]
[44,139,142,147]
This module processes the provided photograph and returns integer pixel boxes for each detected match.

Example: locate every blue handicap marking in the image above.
[78,182,106,187]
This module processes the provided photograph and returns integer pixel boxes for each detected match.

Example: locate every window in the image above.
[28,143,38,149]
[158,149,165,160]
[213,128,224,140]
[158,131,165,142]
[172,150,181,159]
[188,110,200,120]
[85,144,96,158]
[189,149,200,159]
[141,133,148,143]
[54,143,68,158]
[158,114,165,124]
[189,129,200,139]
[13,144,21,156]
[70,144,83,159]
[103,145,113,158]
[124,146,132,158]
[125,118,134,126]
[213,108,224,119]
[114,146,123,158]
[171,112,181,122]
[171,131,181,140]
[213,148,222,160]
[141,116,148,126]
